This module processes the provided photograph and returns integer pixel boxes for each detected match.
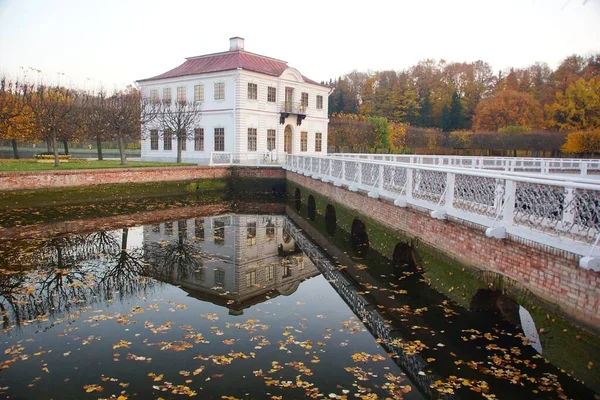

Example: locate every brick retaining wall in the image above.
[287,171,600,329]
[0,166,285,191]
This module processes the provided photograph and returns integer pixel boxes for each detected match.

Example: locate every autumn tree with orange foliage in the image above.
[545,78,600,132]
[472,90,543,132]
[0,77,34,159]
[561,129,600,156]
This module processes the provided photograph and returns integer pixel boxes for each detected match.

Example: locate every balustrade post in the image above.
[561,188,575,228]
[581,162,588,176]
[209,152,214,165]
[445,173,455,210]
[406,169,413,199]
[342,160,346,182]
[329,158,332,177]
[503,180,516,228]
[357,162,362,185]
[378,165,384,192]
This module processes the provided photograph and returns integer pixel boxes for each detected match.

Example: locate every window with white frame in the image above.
[214,128,225,151]
[150,89,159,103]
[266,264,275,281]
[247,83,257,100]
[195,218,204,241]
[247,128,257,151]
[177,86,186,103]
[214,269,225,287]
[301,92,308,108]
[315,132,322,152]
[214,221,225,245]
[246,221,256,246]
[194,84,204,102]
[194,128,204,151]
[150,129,159,150]
[214,82,225,100]
[267,129,276,151]
[163,87,171,103]
[246,270,257,288]
[301,131,307,152]
[267,86,276,102]
[164,130,172,150]
[316,95,323,109]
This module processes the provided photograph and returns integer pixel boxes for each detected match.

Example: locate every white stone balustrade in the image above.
[328,153,600,176]
[285,154,600,270]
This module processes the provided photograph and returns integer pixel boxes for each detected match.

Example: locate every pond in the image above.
[0,188,598,400]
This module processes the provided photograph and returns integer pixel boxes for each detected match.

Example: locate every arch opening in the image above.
[325,204,337,237]
[307,195,316,221]
[392,242,416,268]
[350,218,369,257]
[294,188,301,211]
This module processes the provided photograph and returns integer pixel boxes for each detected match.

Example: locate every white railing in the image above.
[208,152,286,166]
[285,154,600,270]
[328,154,600,176]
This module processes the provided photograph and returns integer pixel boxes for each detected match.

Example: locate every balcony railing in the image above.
[280,102,306,115]
[285,154,600,270]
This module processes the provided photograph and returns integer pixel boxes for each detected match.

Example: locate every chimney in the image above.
[229,37,245,51]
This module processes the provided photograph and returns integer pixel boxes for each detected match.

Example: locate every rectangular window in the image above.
[266,221,275,241]
[164,130,172,151]
[267,86,276,102]
[214,128,225,151]
[315,132,322,152]
[152,224,160,233]
[165,221,173,236]
[214,269,225,287]
[266,264,275,281]
[150,89,159,103]
[301,92,308,108]
[194,84,204,102]
[177,86,186,103]
[247,128,257,152]
[150,129,159,150]
[247,221,256,246]
[316,95,323,109]
[301,131,307,152]
[214,82,225,100]
[195,218,204,241]
[247,83,257,100]
[213,220,225,245]
[194,128,204,151]
[267,129,276,151]
[178,219,188,237]
[163,87,171,103]
[246,270,257,288]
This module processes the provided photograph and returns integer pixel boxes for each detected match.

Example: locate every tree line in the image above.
[0,78,203,166]
[326,54,600,155]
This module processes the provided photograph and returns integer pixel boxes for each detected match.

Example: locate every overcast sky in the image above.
[1,0,599,90]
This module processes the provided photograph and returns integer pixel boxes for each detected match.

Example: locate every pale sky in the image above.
[1,0,599,90]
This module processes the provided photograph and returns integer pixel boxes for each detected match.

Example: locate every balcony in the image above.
[280,102,307,126]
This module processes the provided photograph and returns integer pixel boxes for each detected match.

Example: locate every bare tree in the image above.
[154,96,202,163]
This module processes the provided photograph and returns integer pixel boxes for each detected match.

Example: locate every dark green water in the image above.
[0,188,597,400]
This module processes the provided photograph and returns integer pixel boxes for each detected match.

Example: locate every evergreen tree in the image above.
[418,92,434,127]
[440,104,452,132]
[449,91,465,130]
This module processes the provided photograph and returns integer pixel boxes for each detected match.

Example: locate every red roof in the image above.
[138,50,328,87]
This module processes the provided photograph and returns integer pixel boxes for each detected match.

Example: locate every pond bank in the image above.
[0,165,284,191]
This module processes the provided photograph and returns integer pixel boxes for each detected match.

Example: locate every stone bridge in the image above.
[284,154,600,330]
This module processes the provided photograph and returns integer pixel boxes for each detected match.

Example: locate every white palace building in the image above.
[137,37,332,163]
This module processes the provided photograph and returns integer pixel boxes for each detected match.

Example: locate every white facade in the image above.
[138,38,332,163]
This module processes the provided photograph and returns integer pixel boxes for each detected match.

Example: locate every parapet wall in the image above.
[287,171,600,329]
[0,166,285,191]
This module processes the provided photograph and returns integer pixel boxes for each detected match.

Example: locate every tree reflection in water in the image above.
[143,220,204,284]
[0,230,155,330]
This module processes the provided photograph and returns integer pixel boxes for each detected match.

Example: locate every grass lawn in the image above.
[0,159,193,172]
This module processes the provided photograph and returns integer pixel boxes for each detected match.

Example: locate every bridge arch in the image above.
[307,195,316,221]
[325,204,337,237]
[294,188,301,211]
[351,218,369,257]
[392,241,416,267]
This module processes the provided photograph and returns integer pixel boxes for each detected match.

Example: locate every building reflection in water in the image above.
[143,215,319,315]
